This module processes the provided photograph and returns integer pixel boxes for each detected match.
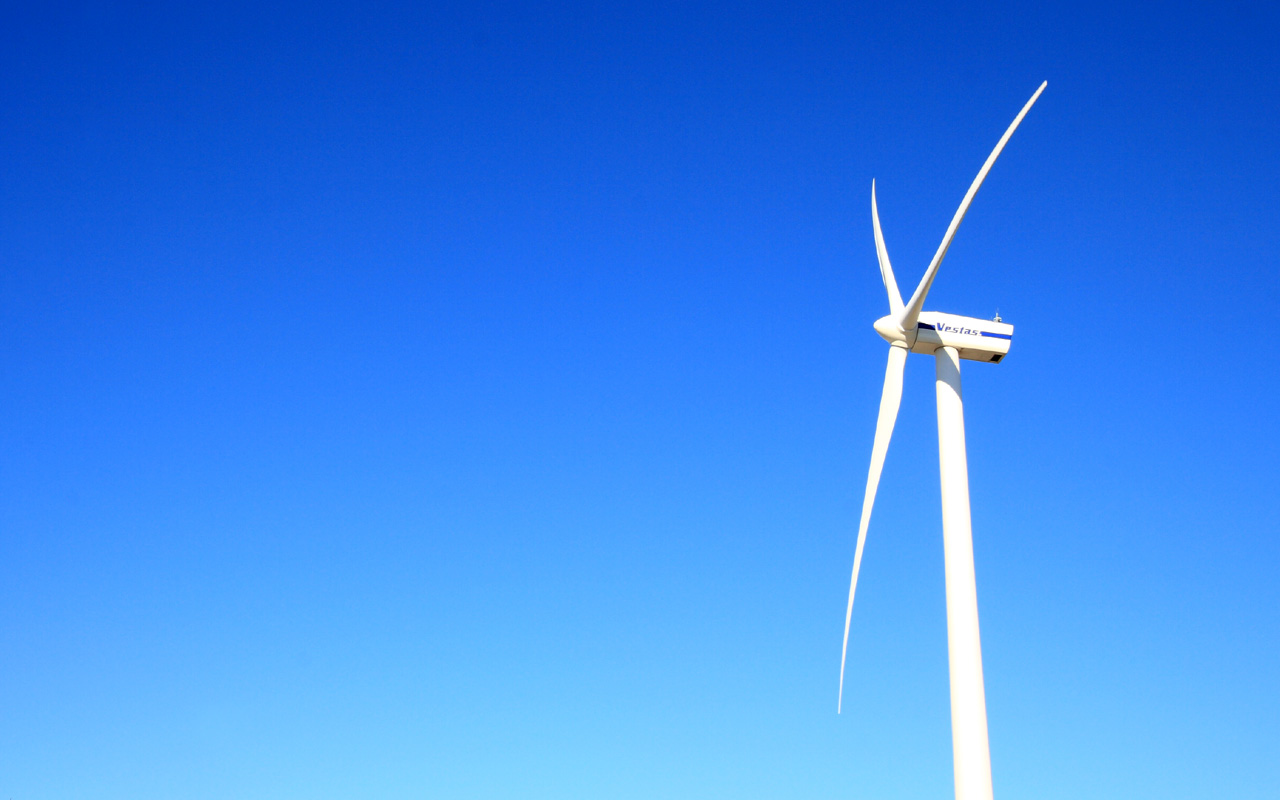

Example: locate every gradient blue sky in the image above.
[3,2,1278,798]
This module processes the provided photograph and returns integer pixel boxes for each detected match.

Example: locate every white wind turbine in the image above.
[837,81,1046,800]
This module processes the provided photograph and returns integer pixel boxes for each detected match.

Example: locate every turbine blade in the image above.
[839,344,909,713]
[896,80,1047,333]
[872,180,904,313]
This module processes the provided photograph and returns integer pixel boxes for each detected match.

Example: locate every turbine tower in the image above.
[837,81,1046,800]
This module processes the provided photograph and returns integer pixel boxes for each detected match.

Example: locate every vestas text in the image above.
[926,322,989,337]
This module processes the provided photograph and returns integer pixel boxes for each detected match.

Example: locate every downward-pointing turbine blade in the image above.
[896,80,1047,333]
[872,180,904,314]
[839,344,908,713]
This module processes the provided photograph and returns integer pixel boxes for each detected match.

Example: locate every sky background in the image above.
[2,1,1278,798]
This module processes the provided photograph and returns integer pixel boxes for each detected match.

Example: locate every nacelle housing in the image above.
[911,311,1013,363]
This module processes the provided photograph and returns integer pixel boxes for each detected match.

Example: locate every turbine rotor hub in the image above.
[874,315,908,345]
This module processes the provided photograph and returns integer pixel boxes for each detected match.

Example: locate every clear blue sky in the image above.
[2,2,1277,797]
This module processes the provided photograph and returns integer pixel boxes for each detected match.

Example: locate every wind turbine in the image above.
[837,81,1046,800]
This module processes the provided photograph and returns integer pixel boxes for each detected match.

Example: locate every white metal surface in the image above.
[840,80,1046,800]
[894,80,1047,335]
[935,346,993,800]
[873,311,1013,362]
[838,342,909,712]
[912,312,1013,362]
[872,180,904,313]
[834,81,1044,798]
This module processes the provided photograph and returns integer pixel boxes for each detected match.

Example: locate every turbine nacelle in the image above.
[874,311,1014,363]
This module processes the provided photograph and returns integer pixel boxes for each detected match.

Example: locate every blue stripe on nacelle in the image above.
[915,322,1011,340]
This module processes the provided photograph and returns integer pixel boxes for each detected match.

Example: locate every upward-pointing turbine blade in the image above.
[839,343,908,713]
[896,81,1047,333]
[872,180,904,313]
